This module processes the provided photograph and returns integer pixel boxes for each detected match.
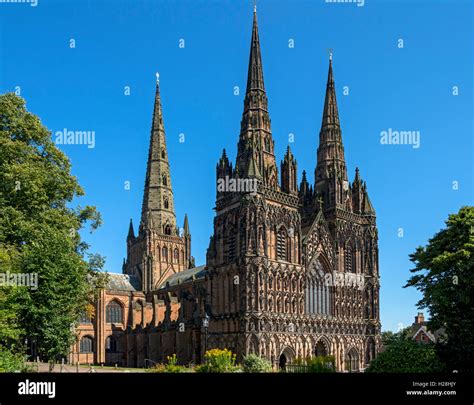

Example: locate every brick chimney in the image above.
[414,312,424,324]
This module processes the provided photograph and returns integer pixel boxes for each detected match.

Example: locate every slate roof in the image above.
[106,273,141,291]
[158,265,207,289]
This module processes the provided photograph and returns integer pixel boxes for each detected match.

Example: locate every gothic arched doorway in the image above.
[345,348,359,372]
[278,347,295,370]
[279,353,287,370]
[315,340,328,357]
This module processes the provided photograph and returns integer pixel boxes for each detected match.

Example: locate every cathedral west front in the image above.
[71,8,381,372]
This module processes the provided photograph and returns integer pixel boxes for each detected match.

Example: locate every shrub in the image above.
[306,355,336,372]
[242,354,272,373]
[0,345,28,373]
[289,355,336,373]
[148,354,189,373]
[196,348,239,373]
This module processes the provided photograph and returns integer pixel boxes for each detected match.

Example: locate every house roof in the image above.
[411,325,436,343]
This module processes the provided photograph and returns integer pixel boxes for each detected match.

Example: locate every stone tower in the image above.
[123,77,193,293]
[204,8,381,370]
[301,54,381,368]
[235,9,279,189]
[206,7,304,360]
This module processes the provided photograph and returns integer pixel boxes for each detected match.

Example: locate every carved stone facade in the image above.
[72,8,381,372]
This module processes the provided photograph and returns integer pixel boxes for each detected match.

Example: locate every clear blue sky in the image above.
[0,0,472,332]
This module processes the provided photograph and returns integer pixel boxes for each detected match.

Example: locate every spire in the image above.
[315,55,348,205]
[321,56,340,128]
[183,214,190,236]
[281,146,298,195]
[362,182,376,215]
[246,8,265,93]
[299,170,309,195]
[235,8,279,189]
[354,167,361,184]
[140,76,178,235]
[127,218,135,240]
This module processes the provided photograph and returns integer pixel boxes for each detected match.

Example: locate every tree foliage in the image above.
[0,93,104,363]
[366,331,444,373]
[404,206,474,372]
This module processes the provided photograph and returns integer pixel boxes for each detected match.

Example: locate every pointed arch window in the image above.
[174,248,179,263]
[305,260,332,316]
[80,336,94,353]
[106,300,123,324]
[163,198,169,209]
[227,231,236,262]
[164,224,171,235]
[162,246,168,261]
[276,228,288,261]
[79,310,92,324]
[106,336,117,353]
[161,149,166,159]
[264,137,270,152]
[345,244,355,273]
[162,175,167,186]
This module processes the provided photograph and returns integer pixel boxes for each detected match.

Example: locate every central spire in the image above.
[140,75,178,236]
[315,56,348,191]
[246,7,265,94]
[235,8,279,189]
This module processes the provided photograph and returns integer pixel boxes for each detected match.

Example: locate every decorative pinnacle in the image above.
[156,72,160,84]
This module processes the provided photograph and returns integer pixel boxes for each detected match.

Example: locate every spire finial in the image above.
[328,48,333,61]
[254,0,257,13]
[156,72,160,84]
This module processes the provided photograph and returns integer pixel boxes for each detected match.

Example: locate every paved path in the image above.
[28,362,145,373]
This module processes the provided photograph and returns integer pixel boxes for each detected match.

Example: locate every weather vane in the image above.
[328,48,333,61]
[156,72,160,84]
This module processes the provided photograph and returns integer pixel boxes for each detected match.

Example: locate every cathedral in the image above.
[70,8,381,372]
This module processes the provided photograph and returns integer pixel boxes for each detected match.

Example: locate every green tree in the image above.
[366,333,444,373]
[0,93,103,365]
[404,206,474,372]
